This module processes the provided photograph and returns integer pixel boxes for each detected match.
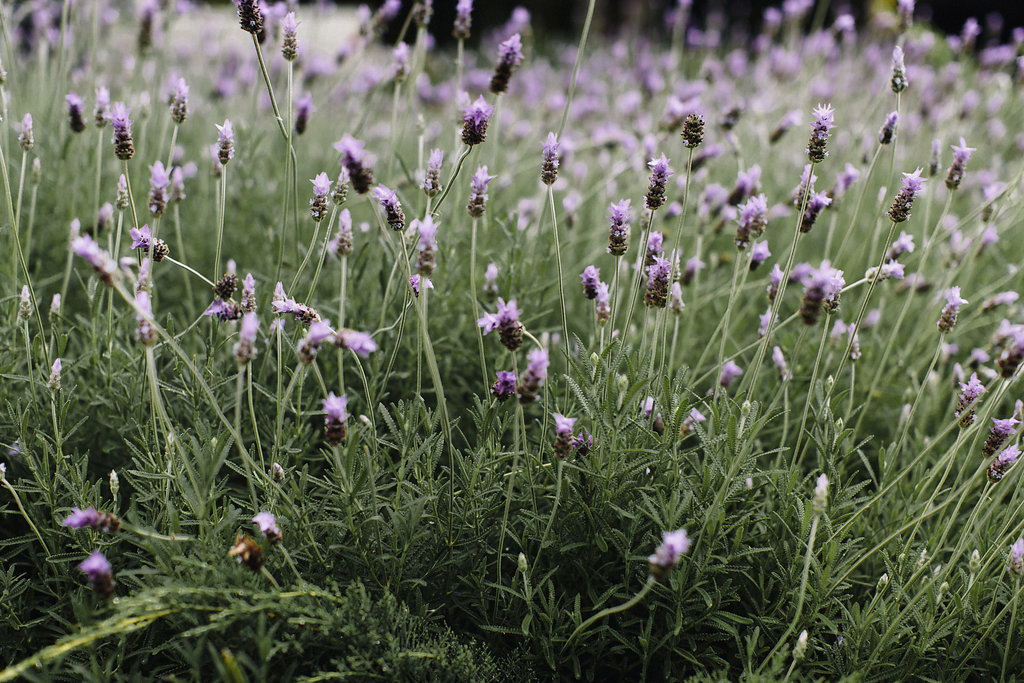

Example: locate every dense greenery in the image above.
[2,1,1024,680]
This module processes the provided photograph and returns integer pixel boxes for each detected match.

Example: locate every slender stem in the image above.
[338,255,347,393]
[165,256,215,287]
[247,367,265,471]
[1004,577,1022,680]
[122,161,141,236]
[546,185,570,405]
[470,217,489,394]
[562,576,656,651]
[534,457,564,570]
[306,206,339,301]
[235,366,257,507]
[290,214,324,294]
[14,149,25,229]
[793,315,832,466]
[214,166,227,278]
[620,210,655,337]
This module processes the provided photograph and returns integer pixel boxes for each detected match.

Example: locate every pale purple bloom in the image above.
[490,33,524,93]
[422,148,443,196]
[645,154,673,210]
[553,413,577,436]
[66,92,86,132]
[938,286,967,332]
[800,191,831,233]
[491,370,516,401]
[462,96,494,146]
[540,132,560,185]
[580,265,600,299]
[323,392,349,422]
[453,0,472,37]
[888,231,915,260]
[649,529,691,575]
[832,163,860,199]
[956,372,986,426]
[334,329,377,356]
[216,119,234,164]
[735,193,768,247]
[63,507,101,528]
[110,103,133,159]
[516,348,549,404]
[373,184,405,231]
[888,169,926,223]
[78,550,114,597]
[946,138,976,190]
[48,358,61,391]
[596,281,611,322]
[758,308,773,338]
[391,42,410,81]
[607,199,631,255]
[410,274,434,296]
[719,360,743,388]
[311,172,331,198]
[252,511,281,543]
[773,346,791,381]
[72,235,117,282]
[750,241,771,269]
[467,165,496,216]
[807,103,835,162]
[94,86,110,126]
[1011,538,1024,575]
[878,110,899,144]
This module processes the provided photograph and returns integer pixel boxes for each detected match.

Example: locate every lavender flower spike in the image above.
[891,46,907,93]
[235,0,264,34]
[253,511,282,544]
[453,0,472,38]
[553,414,577,458]
[645,257,671,308]
[719,360,743,389]
[878,111,899,145]
[607,199,631,256]
[461,96,494,147]
[148,162,170,217]
[490,33,524,94]
[945,138,976,190]
[466,165,496,217]
[66,92,86,133]
[580,265,600,299]
[540,132,560,185]
[735,193,768,248]
[310,172,330,222]
[990,445,1021,484]
[983,417,1021,457]
[323,392,349,445]
[72,234,118,283]
[800,191,832,233]
[645,155,673,210]
[1010,537,1024,575]
[110,103,134,160]
[478,298,523,352]
[422,148,443,197]
[491,370,516,401]
[938,286,967,333]
[335,135,374,194]
[955,372,986,427]
[806,103,835,163]
[373,185,405,231]
[78,550,115,599]
[216,120,235,165]
[517,348,549,404]
[649,529,691,579]
[887,169,925,223]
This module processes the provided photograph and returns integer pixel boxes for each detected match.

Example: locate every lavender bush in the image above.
[2,0,1024,680]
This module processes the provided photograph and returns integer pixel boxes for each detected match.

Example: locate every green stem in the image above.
[214,166,227,278]
[546,185,570,406]
[562,575,656,651]
[470,217,489,394]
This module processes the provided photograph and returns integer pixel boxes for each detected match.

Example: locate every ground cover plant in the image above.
[2,0,1024,680]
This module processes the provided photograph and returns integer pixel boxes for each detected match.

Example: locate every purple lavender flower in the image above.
[170,77,189,124]
[18,113,33,151]
[148,162,170,217]
[607,199,631,256]
[323,392,349,445]
[467,165,496,217]
[233,312,259,364]
[553,413,577,458]
[491,370,516,401]
[728,165,761,206]
[830,163,860,202]
[72,235,118,283]
[461,96,494,147]
[453,0,472,38]
[333,328,377,356]
[484,263,499,300]
[887,231,915,260]
[572,431,594,456]
[310,172,330,222]
[645,256,671,308]
[422,148,443,197]
[110,103,134,160]
[297,320,335,364]
[335,136,375,193]
[878,110,899,145]
[989,444,1021,484]
[735,193,768,248]
[169,167,186,203]
[63,507,101,529]
[135,290,156,344]
[897,0,914,30]
[539,132,560,185]
[66,92,86,133]
[645,231,664,267]
[216,120,234,165]
[1010,537,1024,574]
[800,263,845,324]
[866,260,905,281]
[887,169,925,223]
[295,93,313,135]
[750,241,771,270]
[955,372,986,427]
[78,551,115,599]
[48,358,61,392]
[681,112,705,148]
[596,282,611,322]
[479,298,523,352]
[409,274,433,297]
[517,348,548,404]
[490,33,524,94]
[891,46,907,93]
[938,286,967,333]
[235,0,264,34]
[95,86,110,127]
[800,191,832,233]
[253,511,282,544]
[806,103,835,163]
[328,209,354,257]
[648,529,690,578]
[645,154,673,210]
[391,42,411,82]
[983,417,1021,457]
[272,297,321,324]
[281,11,299,61]
[682,255,705,286]
[373,184,405,231]
[767,264,783,301]
[794,164,817,206]
[945,138,976,190]
[719,360,743,389]
[773,346,791,381]
[414,217,439,276]
[580,265,600,300]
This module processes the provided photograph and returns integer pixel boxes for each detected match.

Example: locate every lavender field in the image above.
[2,0,1024,680]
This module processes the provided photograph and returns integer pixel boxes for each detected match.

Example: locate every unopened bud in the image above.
[877,573,889,591]
[518,552,528,573]
[792,630,808,662]
[812,473,828,515]
[110,470,120,498]
[969,549,981,575]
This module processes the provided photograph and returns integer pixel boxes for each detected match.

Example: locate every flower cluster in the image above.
[644,155,672,210]
[461,96,494,147]
[373,185,405,231]
[516,348,548,404]
[806,104,834,163]
[479,298,524,352]
[335,135,374,194]
[937,286,967,333]
[467,166,495,217]
[955,373,986,428]
[648,529,691,579]
[887,169,925,223]
[323,392,349,445]
[491,370,516,401]
[607,199,631,256]
[553,414,577,458]
[490,33,524,94]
